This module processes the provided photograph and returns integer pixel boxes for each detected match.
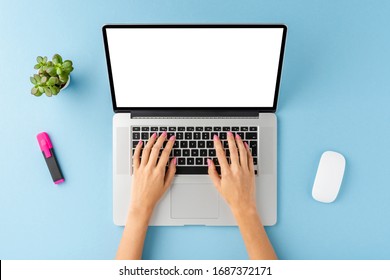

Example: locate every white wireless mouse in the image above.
[312,151,346,203]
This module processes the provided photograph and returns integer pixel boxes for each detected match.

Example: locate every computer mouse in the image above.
[312,151,346,203]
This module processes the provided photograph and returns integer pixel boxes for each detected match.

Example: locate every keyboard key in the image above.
[196,158,203,165]
[160,127,167,131]
[241,127,248,131]
[132,133,140,140]
[198,141,205,148]
[220,132,227,140]
[194,132,201,140]
[141,133,149,139]
[252,148,257,157]
[222,127,230,131]
[178,127,185,131]
[151,127,158,131]
[202,132,210,140]
[142,127,149,131]
[211,132,218,139]
[189,141,196,148]
[213,127,221,131]
[237,132,244,139]
[178,158,186,165]
[253,157,258,165]
[207,141,214,148]
[209,149,216,157]
[132,126,140,131]
[250,127,257,131]
[232,127,239,131]
[174,150,181,156]
[250,141,257,149]
[223,141,229,148]
[180,141,188,148]
[173,141,179,148]
[245,132,257,139]
[187,158,194,165]
[169,127,176,131]
[205,127,212,131]
[185,132,192,140]
[175,166,220,175]
[167,132,175,139]
[191,149,199,157]
[196,127,203,131]
[186,127,194,131]
[183,149,190,156]
[213,158,219,166]
[200,149,207,156]
[176,132,183,140]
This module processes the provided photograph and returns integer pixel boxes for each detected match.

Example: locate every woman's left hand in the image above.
[129,131,177,215]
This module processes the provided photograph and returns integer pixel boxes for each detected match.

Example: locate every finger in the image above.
[140,132,157,166]
[227,132,239,166]
[147,131,167,166]
[132,140,143,170]
[163,157,177,191]
[157,135,176,169]
[245,142,255,174]
[235,133,248,169]
[207,158,221,193]
[213,134,229,170]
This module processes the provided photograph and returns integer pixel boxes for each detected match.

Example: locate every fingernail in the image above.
[152,132,157,138]
[173,157,177,165]
[244,142,249,149]
[235,133,241,139]
[213,134,219,140]
[207,159,211,166]
[227,131,233,137]
[162,131,167,137]
[169,135,176,141]
[138,139,143,145]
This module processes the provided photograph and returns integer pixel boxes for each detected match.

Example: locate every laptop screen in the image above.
[104,25,286,111]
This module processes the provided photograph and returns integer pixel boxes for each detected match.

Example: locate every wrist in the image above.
[231,204,259,221]
[127,205,154,222]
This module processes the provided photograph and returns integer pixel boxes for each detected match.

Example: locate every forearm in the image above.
[233,207,278,260]
[115,208,152,260]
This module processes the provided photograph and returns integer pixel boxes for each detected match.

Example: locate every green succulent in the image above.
[30,54,74,97]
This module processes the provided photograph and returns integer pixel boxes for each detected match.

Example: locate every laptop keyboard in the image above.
[131,126,258,175]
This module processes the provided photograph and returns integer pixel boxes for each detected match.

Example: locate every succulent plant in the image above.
[30,54,74,97]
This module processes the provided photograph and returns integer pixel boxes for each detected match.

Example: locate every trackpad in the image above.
[171,184,219,219]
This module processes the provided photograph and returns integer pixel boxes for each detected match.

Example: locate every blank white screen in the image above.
[106,27,284,108]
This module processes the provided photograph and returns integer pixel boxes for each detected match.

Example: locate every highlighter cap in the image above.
[37,132,53,158]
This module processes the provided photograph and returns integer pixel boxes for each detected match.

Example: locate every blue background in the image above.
[0,0,389,260]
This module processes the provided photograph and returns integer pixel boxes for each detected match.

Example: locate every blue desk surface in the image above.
[1,0,389,260]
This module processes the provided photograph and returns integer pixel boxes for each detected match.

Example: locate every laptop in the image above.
[102,24,287,226]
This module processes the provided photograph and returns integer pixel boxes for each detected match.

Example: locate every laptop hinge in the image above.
[127,109,268,118]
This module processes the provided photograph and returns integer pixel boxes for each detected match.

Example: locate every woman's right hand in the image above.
[208,132,277,260]
[207,132,257,216]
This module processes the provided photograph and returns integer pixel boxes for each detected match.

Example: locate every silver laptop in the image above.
[102,24,287,226]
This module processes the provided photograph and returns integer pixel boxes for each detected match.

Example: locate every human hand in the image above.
[207,132,256,216]
[129,131,177,216]
[207,133,278,260]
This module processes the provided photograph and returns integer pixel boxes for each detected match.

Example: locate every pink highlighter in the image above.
[37,132,64,184]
